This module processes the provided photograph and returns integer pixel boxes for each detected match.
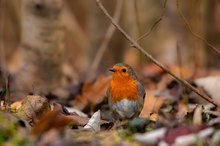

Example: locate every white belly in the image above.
[112,99,140,119]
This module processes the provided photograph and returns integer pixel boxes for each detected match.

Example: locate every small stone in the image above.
[16,95,50,125]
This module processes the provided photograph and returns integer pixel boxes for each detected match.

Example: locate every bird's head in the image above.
[109,63,137,81]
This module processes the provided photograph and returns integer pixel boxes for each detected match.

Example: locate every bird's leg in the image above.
[113,119,129,129]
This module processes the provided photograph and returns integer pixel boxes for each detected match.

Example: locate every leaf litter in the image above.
[1,65,220,145]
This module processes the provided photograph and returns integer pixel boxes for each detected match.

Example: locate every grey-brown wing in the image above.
[136,81,146,109]
[106,88,113,108]
[137,81,145,98]
[106,88,121,120]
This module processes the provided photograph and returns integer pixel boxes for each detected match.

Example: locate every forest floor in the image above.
[1,63,220,146]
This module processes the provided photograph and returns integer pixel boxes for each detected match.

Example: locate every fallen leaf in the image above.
[10,100,23,112]
[141,64,166,84]
[140,90,164,118]
[73,75,111,111]
[162,127,214,146]
[162,125,211,145]
[0,101,6,111]
[84,110,101,132]
[156,79,183,102]
[31,108,73,135]
[176,100,188,119]
[149,113,159,122]
[195,76,220,105]
[212,130,220,145]
[134,128,167,145]
[65,107,88,117]
[193,105,203,125]
[35,129,61,146]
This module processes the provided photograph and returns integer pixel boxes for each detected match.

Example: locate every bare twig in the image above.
[176,0,220,56]
[0,0,6,71]
[135,0,167,42]
[91,0,123,72]
[176,41,183,78]
[204,110,220,117]
[134,0,141,36]
[176,42,188,104]
[96,0,220,108]
[5,76,11,112]
[0,0,10,111]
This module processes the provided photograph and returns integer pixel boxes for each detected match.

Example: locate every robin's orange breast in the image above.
[109,77,139,103]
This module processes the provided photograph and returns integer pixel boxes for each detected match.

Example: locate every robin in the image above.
[107,63,146,120]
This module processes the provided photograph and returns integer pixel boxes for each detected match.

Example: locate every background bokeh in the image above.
[0,0,220,80]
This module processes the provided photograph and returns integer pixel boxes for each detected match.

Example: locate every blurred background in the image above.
[0,0,220,96]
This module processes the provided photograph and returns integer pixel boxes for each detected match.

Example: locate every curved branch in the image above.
[135,0,167,42]
[176,0,220,56]
[91,0,123,72]
[96,0,220,108]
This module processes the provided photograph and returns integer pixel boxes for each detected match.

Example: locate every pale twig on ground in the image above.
[96,0,220,108]
[91,0,123,72]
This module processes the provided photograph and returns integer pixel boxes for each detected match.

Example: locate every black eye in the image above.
[122,68,127,73]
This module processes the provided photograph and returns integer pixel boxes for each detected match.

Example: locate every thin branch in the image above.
[96,0,220,108]
[176,41,183,78]
[5,76,10,112]
[134,0,141,36]
[0,0,10,111]
[0,0,6,72]
[176,0,220,56]
[91,0,123,72]
[176,41,188,104]
[192,41,201,81]
[135,0,167,42]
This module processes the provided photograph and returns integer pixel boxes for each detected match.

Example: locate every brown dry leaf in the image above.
[140,90,164,118]
[162,125,213,145]
[73,75,111,110]
[10,100,23,112]
[0,101,6,111]
[32,107,111,135]
[72,83,92,110]
[149,113,159,122]
[36,129,61,146]
[195,76,220,105]
[66,114,89,126]
[176,100,188,119]
[66,114,110,127]
[31,108,73,135]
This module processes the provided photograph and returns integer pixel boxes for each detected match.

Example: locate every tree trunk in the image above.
[16,0,65,94]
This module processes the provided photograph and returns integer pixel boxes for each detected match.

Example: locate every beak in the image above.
[109,68,115,72]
